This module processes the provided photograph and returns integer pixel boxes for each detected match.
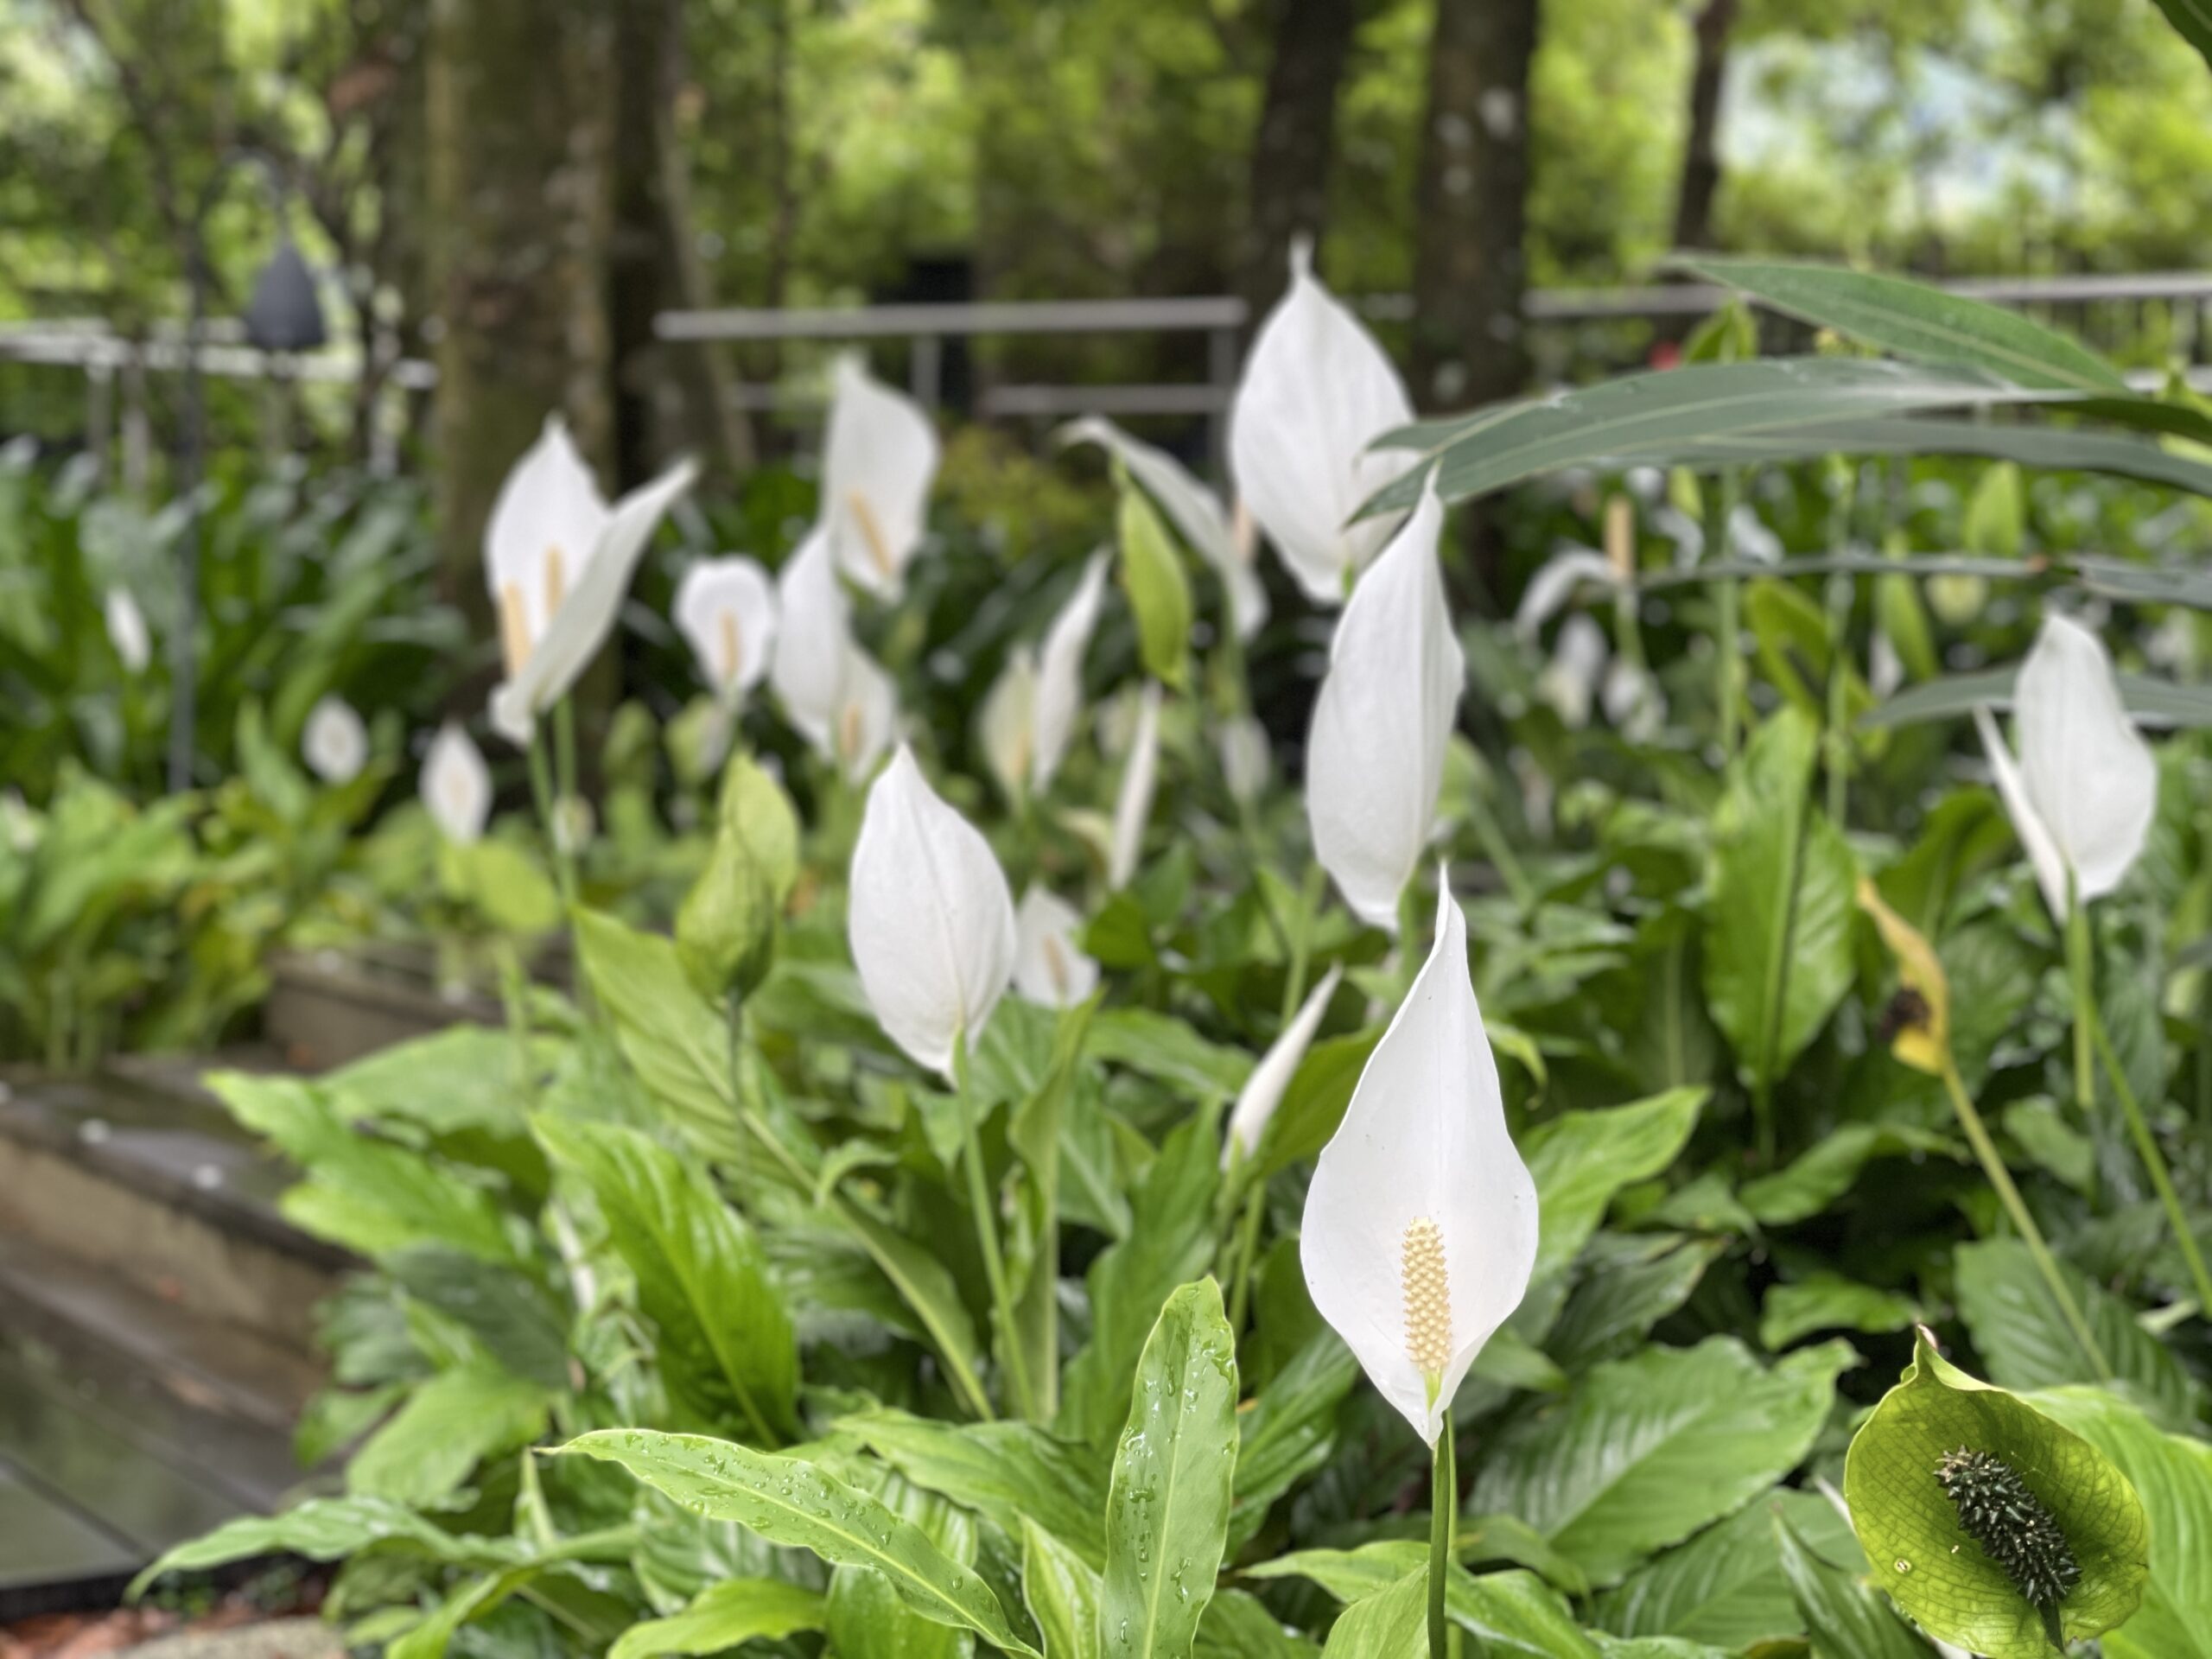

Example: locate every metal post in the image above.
[1207,324,1238,476]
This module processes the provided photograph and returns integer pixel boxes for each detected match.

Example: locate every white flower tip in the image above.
[1287,233,1316,283]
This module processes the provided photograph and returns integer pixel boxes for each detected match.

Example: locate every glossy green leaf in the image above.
[1249,1548,1601,1659]
[573,908,747,1163]
[387,1247,572,1393]
[1319,1569,1426,1657]
[607,1577,827,1659]
[1230,1330,1361,1548]
[1771,1514,1932,1659]
[1840,1331,2149,1657]
[130,1496,516,1594]
[1194,1589,1319,1658]
[535,1116,798,1444]
[1023,1517,1103,1659]
[1102,1279,1239,1659]
[346,1362,550,1509]
[1738,1124,1961,1226]
[828,1469,976,1659]
[2145,0,2212,73]
[561,1429,1039,1656]
[1594,1490,1859,1649]
[1522,1088,1707,1287]
[1470,1338,1853,1586]
[839,1408,1111,1567]
[1250,1028,1382,1178]
[1118,478,1193,690]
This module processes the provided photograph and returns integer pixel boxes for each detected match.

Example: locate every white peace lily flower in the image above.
[1600,658,1664,743]
[1869,628,1905,700]
[104,588,150,673]
[1974,613,2158,925]
[1223,964,1344,1169]
[822,353,938,598]
[830,645,899,785]
[421,722,492,846]
[1301,880,1539,1446]
[675,556,778,703]
[849,745,1017,1074]
[979,647,1039,806]
[1306,480,1463,931]
[1013,886,1099,1009]
[1031,551,1111,791]
[484,416,696,746]
[1729,503,1783,563]
[771,528,851,746]
[1538,613,1610,731]
[1217,715,1271,807]
[1058,416,1266,639]
[303,696,368,785]
[1109,680,1164,890]
[1514,548,1618,641]
[1230,239,1415,605]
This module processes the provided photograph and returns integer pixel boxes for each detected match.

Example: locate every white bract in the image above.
[822,353,938,598]
[1031,551,1111,791]
[1058,417,1265,639]
[1513,547,1618,641]
[1217,715,1270,807]
[848,746,1017,1075]
[1974,613,2158,924]
[676,556,778,702]
[1301,880,1539,1446]
[1109,680,1164,890]
[105,588,150,673]
[483,416,696,745]
[303,696,368,785]
[1230,239,1415,605]
[1223,965,1344,1169]
[1305,480,1463,930]
[1013,886,1099,1009]
[1538,613,1610,731]
[772,530,900,781]
[979,647,1039,806]
[421,722,492,846]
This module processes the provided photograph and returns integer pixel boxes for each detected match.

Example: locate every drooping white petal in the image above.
[831,645,899,784]
[1728,503,1783,564]
[771,529,851,749]
[2014,613,2157,909]
[484,416,612,671]
[1230,240,1415,605]
[303,696,368,785]
[848,746,1017,1074]
[490,458,697,745]
[1109,680,1164,890]
[104,587,150,673]
[1014,886,1099,1009]
[422,722,492,846]
[1058,416,1266,639]
[1513,548,1617,640]
[1538,613,1610,731]
[1032,552,1111,791]
[1975,705,2070,926]
[1305,480,1463,929]
[979,647,1039,805]
[822,354,938,598]
[1300,881,1539,1446]
[1600,658,1664,742]
[1217,715,1270,806]
[675,556,778,701]
[1223,965,1344,1168]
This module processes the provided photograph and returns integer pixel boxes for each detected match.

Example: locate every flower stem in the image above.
[1938,1058,2113,1382]
[1428,1408,1455,1659]
[2086,1004,2212,1319]
[1225,1180,1268,1335]
[952,1034,1036,1421]
[527,725,577,915]
[2066,897,2097,1135]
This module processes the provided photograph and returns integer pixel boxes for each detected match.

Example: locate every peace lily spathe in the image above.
[1013,886,1099,1009]
[821,354,938,598]
[1974,613,2157,925]
[483,416,696,745]
[303,696,368,785]
[1229,240,1414,604]
[1223,965,1344,1169]
[1031,551,1111,790]
[104,588,150,674]
[979,648,1039,805]
[848,746,1017,1075]
[1059,417,1265,639]
[421,722,492,846]
[676,556,778,703]
[1109,680,1164,890]
[771,530,899,782]
[1302,881,1538,1446]
[1305,479,1463,930]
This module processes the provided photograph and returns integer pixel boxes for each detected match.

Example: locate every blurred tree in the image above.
[1236,0,1360,328]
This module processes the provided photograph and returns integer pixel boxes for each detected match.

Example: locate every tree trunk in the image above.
[1236,0,1359,330]
[425,0,613,671]
[1672,0,1738,254]
[1411,0,1541,605]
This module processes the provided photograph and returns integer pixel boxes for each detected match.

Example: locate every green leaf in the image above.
[389,1565,540,1659]
[1023,1517,1103,1659]
[1863,664,2212,731]
[1250,1029,1382,1179]
[1771,1514,1932,1659]
[535,1116,798,1443]
[560,1429,1039,1656]
[1522,1088,1707,1288]
[2145,0,2212,73]
[346,1362,550,1509]
[1840,1330,2149,1657]
[1250,1548,1600,1659]
[1089,1009,1252,1103]
[1702,710,1857,1096]
[1761,1274,1921,1351]
[828,1470,977,1659]
[573,909,746,1163]
[1102,1279,1240,1659]
[1009,999,1096,1423]
[1953,1238,2207,1433]
[1964,462,2026,559]
[839,1408,1111,1567]
[1470,1338,1853,1586]
[130,1497,516,1594]
[1738,1125,1961,1226]
[607,1578,827,1659]
[1319,1570,1426,1658]
[388,1246,572,1393]
[1230,1330,1361,1548]
[1677,257,2125,393]
[1117,479,1194,689]
[1595,1490,1859,1649]
[1195,1589,1319,1658]
[1548,1236,1727,1373]
[2031,1384,2212,1658]
[1363,359,2053,514]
